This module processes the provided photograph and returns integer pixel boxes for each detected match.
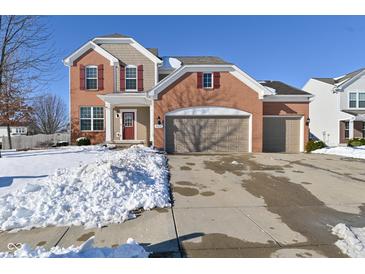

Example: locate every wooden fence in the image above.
[1,133,70,150]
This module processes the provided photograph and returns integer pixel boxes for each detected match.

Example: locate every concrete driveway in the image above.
[168,153,365,257]
[1,153,365,257]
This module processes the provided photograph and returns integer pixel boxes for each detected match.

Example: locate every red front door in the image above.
[122,112,135,140]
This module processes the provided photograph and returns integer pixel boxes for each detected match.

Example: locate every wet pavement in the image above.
[1,152,365,258]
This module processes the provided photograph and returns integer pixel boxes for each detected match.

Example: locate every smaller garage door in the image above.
[263,116,301,153]
[166,116,249,153]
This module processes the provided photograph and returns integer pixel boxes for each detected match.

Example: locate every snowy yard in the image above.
[0,145,170,232]
[312,145,365,160]
[0,237,148,258]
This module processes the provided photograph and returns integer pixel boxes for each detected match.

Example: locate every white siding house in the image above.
[303,68,365,146]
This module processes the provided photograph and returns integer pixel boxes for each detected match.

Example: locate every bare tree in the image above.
[0,16,56,151]
[30,93,67,134]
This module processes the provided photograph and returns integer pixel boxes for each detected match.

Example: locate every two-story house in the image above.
[303,68,365,146]
[63,33,312,153]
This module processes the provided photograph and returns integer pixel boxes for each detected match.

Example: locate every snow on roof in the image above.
[160,57,182,71]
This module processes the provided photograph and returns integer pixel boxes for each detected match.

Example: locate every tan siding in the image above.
[99,43,156,91]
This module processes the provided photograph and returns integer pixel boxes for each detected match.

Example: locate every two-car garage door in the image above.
[166,116,249,153]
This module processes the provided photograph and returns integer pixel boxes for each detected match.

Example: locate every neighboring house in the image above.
[63,33,312,153]
[0,124,28,147]
[303,68,365,146]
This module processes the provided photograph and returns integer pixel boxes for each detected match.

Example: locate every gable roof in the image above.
[259,80,312,95]
[173,56,232,65]
[63,34,162,66]
[92,36,162,64]
[149,64,273,99]
[63,41,119,66]
[313,68,365,86]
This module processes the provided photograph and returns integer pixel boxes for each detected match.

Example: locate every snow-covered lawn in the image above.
[332,224,365,258]
[0,145,115,194]
[0,145,170,232]
[312,145,365,160]
[0,237,149,258]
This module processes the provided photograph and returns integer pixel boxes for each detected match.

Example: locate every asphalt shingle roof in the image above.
[173,56,232,65]
[313,67,365,85]
[259,80,312,95]
[96,33,130,38]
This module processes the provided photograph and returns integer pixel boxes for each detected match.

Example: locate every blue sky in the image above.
[48,16,365,107]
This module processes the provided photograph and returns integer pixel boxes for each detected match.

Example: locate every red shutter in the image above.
[213,72,220,89]
[80,65,85,90]
[197,72,203,88]
[120,65,125,91]
[98,64,104,91]
[137,65,144,91]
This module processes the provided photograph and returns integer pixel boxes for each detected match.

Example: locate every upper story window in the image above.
[86,66,98,90]
[359,93,365,108]
[203,73,213,89]
[126,66,137,91]
[349,92,365,108]
[80,106,104,131]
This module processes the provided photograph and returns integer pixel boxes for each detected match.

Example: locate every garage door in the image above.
[166,116,249,153]
[263,116,301,153]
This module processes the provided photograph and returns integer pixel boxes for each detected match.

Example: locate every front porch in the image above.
[98,93,153,146]
[339,114,365,144]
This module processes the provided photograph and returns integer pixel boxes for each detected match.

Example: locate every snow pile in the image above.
[0,237,149,258]
[332,223,365,258]
[312,145,365,159]
[0,146,170,231]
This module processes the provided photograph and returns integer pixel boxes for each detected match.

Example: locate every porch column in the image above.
[105,102,113,142]
[349,119,354,139]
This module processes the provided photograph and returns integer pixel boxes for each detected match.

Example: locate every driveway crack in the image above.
[238,208,283,248]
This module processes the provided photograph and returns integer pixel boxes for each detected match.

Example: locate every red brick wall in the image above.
[153,72,263,152]
[70,49,114,144]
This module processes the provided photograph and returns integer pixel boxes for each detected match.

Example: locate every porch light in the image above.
[306,117,310,125]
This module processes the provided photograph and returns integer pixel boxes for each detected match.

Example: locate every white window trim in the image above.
[125,65,138,92]
[202,72,214,89]
[348,91,365,109]
[119,109,137,141]
[80,106,105,132]
[85,65,98,91]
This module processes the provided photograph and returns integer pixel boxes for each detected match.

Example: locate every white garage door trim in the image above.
[263,115,304,152]
[165,106,252,152]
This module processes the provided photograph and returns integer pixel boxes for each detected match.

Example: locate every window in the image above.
[359,93,365,108]
[80,107,104,131]
[15,128,25,134]
[203,73,213,89]
[344,121,349,139]
[348,92,365,108]
[125,66,137,91]
[86,66,98,90]
[349,92,357,108]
